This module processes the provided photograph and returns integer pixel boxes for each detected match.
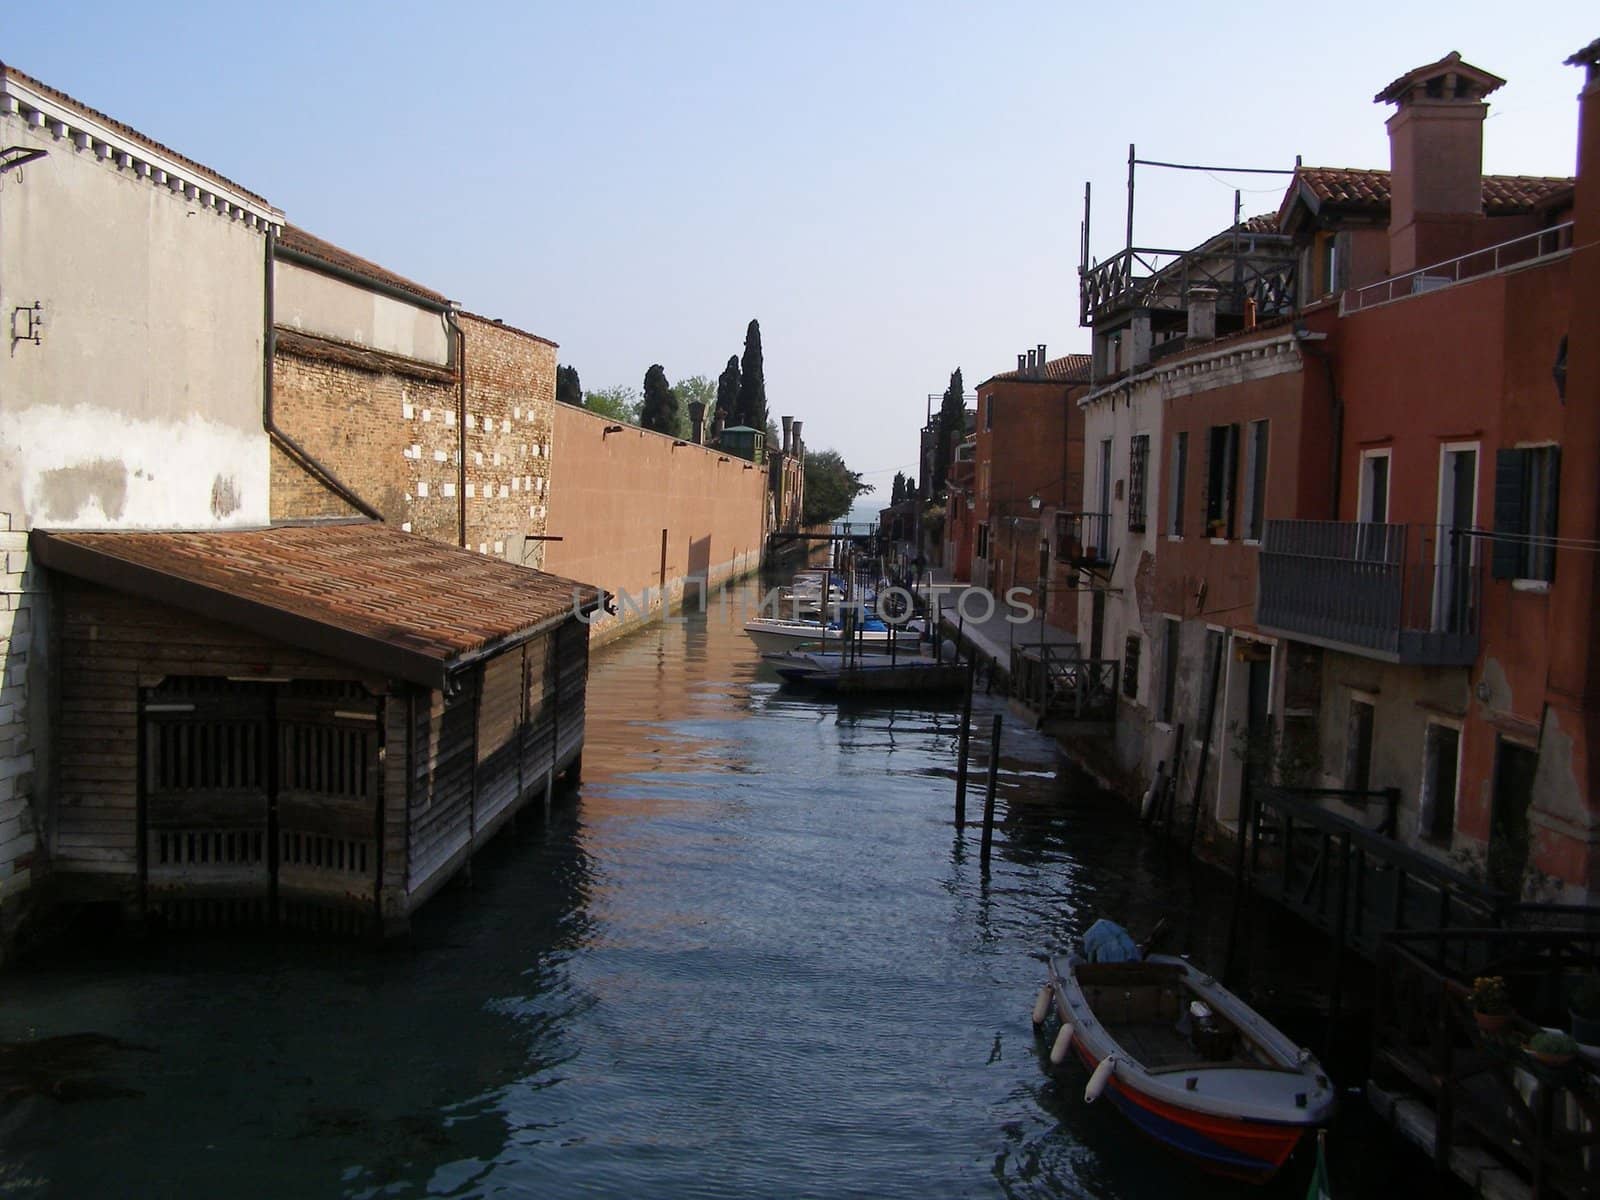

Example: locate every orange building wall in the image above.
[543,404,768,645]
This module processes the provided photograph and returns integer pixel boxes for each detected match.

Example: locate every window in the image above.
[976,523,989,559]
[983,396,993,431]
[1168,432,1188,537]
[1123,634,1141,701]
[1128,435,1149,532]
[1492,446,1560,582]
[1158,619,1180,723]
[1205,424,1240,538]
[1420,723,1460,844]
[1242,420,1269,541]
[1345,698,1375,793]
[1098,438,1113,517]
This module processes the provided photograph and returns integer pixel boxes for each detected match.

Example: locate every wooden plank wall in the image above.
[53,580,357,889]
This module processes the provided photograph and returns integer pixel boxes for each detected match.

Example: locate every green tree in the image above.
[932,367,965,498]
[584,385,640,423]
[803,448,873,526]
[715,355,740,429]
[640,364,679,434]
[891,471,907,505]
[674,374,715,440]
[736,318,767,430]
[556,364,583,407]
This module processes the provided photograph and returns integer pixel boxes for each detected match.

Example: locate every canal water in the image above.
[0,579,1438,1198]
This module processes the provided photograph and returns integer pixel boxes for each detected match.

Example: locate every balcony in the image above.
[1257,521,1481,666]
[1054,512,1111,569]
[1078,244,1297,327]
[1340,222,1573,315]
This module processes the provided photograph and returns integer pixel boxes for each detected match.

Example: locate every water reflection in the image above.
[0,577,1434,1199]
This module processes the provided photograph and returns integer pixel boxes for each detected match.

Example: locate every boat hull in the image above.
[1067,1038,1307,1183]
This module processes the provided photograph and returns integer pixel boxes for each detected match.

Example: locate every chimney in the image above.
[1037,344,1047,377]
[781,415,793,454]
[1186,287,1218,342]
[790,419,802,453]
[1017,353,1027,375]
[711,407,725,443]
[688,400,707,445]
[1026,349,1037,373]
[1376,51,1506,274]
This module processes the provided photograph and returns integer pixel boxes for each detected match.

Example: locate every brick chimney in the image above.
[688,400,707,444]
[781,414,793,454]
[1376,51,1506,274]
[1186,287,1218,342]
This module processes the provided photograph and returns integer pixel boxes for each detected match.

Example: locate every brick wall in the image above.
[0,511,38,930]
[459,315,555,567]
[269,316,555,562]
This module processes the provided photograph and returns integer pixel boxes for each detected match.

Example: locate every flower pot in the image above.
[1474,1011,1510,1034]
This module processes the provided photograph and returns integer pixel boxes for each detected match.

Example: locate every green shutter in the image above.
[1491,448,1527,580]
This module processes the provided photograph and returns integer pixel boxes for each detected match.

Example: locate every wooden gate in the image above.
[141,677,382,932]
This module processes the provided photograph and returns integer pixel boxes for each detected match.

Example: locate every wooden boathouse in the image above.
[28,523,603,936]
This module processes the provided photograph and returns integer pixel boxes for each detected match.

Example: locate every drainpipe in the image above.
[447,309,467,547]
[262,228,383,521]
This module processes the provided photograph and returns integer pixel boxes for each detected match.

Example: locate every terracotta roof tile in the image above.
[31,524,602,690]
[0,61,275,211]
[1374,51,1505,104]
[279,225,451,307]
[1284,166,1574,220]
[985,353,1093,386]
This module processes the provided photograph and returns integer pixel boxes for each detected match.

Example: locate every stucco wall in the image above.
[274,259,451,366]
[0,113,271,530]
[543,405,768,644]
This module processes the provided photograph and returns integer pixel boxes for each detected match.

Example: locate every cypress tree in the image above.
[556,364,583,407]
[932,367,965,497]
[736,319,767,430]
[640,364,679,434]
[715,355,741,427]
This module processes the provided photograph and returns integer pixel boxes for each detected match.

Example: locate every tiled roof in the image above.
[985,353,1093,386]
[30,524,603,691]
[278,225,452,307]
[1240,212,1280,234]
[1375,51,1505,104]
[1282,166,1574,221]
[1568,38,1600,72]
[0,61,274,211]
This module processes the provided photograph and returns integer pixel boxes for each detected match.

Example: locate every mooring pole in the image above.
[955,658,975,826]
[980,714,1002,861]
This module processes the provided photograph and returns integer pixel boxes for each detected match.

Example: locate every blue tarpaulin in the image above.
[1082,919,1141,963]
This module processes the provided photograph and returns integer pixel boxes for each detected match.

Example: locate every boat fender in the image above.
[1049,1023,1075,1066]
[1031,986,1053,1028]
[1084,1055,1116,1103]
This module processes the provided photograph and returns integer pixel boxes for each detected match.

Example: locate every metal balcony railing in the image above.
[1341,223,1574,315]
[1257,521,1482,665]
[1054,512,1111,568]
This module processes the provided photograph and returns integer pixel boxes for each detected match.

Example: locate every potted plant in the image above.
[1527,1030,1579,1068]
[1469,975,1511,1033]
[1570,974,1600,1045]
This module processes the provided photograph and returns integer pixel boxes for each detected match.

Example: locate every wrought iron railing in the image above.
[1053,511,1111,568]
[1341,222,1575,315]
[1257,520,1482,665]
[1373,927,1600,1198]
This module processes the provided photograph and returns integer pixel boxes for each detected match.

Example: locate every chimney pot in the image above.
[1037,344,1047,376]
[688,400,707,445]
[781,414,793,454]
[1017,354,1027,374]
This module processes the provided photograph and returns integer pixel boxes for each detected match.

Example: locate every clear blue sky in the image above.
[8,2,1593,495]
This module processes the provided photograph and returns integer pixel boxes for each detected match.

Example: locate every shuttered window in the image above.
[1128,435,1149,532]
[1205,424,1240,538]
[1492,447,1560,582]
[1122,634,1141,701]
[1168,433,1188,537]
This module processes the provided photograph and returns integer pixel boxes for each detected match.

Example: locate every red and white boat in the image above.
[1032,927,1335,1184]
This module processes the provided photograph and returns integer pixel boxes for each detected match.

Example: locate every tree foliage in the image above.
[803,448,873,526]
[715,355,741,429]
[736,319,767,430]
[556,364,583,407]
[932,367,965,498]
[891,471,910,505]
[584,385,640,423]
[640,364,679,434]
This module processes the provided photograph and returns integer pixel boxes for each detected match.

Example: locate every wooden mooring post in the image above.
[980,714,1002,861]
[954,658,975,826]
